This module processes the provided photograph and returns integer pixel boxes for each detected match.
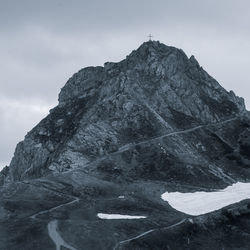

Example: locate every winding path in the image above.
[48,220,78,250]
[30,198,80,219]
[70,115,240,175]
[127,116,238,148]
[30,198,79,250]
[113,218,187,250]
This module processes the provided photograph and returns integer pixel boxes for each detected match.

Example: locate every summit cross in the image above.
[148,34,153,41]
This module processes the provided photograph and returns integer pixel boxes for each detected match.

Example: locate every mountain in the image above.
[1,41,250,250]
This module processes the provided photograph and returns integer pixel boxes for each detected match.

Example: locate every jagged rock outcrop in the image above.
[0,166,9,186]
[4,41,247,186]
[1,41,250,250]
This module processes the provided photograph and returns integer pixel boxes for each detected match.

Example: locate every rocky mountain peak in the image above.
[129,40,181,58]
[59,41,245,121]
[1,41,247,184]
[58,41,191,104]
[1,41,250,250]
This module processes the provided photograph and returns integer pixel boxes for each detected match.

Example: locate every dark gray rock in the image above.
[1,41,250,249]
[4,41,247,183]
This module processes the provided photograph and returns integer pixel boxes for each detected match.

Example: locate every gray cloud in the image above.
[0,96,50,167]
[0,0,249,37]
[0,0,250,168]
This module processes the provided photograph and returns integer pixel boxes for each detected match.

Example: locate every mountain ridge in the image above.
[1,40,250,250]
[0,40,248,185]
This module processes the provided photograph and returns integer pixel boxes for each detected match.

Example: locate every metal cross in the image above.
[148,34,153,41]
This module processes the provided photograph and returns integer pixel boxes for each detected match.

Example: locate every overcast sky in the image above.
[1,0,250,169]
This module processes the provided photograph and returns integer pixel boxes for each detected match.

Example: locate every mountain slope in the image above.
[1,41,250,249]
[3,41,248,184]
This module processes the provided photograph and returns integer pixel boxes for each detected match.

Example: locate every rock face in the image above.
[5,41,247,183]
[1,41,250,250]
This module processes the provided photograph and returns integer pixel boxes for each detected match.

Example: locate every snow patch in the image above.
[97,213,146,219]
[161,182,250,216]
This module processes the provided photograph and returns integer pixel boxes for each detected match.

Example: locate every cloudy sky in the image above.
[0,0,250,169]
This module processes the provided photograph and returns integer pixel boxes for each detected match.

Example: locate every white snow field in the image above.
[97,213,146,219]
[161,182,250,216]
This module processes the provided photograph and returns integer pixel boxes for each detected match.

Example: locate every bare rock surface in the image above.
[1,41,250,249]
